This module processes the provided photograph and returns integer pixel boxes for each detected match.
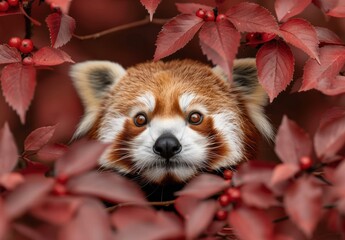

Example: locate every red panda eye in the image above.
[134,113,147,127]
[188,111,203,125]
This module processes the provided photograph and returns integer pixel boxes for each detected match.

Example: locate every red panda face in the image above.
[70,59,273,184]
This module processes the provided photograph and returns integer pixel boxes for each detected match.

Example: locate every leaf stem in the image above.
[73,16,169,40]
[23,0,35,39]
[107,199,175,212]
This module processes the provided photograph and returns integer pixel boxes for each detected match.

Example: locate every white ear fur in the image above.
[70,61,126,138]
[213,58,274,141]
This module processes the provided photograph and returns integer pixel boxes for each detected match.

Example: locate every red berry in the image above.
[56,174,69,184]
[223,169,233,180]
[216,14,226,22]
[218,194,231,206]
[300,156,312,170]
[52,183,67,196]
[7,0,19,7]
[204,10,215,21]
[8,37,22,49]
[0,1,9,12]
[216,209,228,221]
[196,8,206,19]
[226,187,241,202]
[22,56,33,65]
[19,39,34,54]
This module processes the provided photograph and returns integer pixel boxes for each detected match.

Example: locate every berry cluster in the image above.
[215,170,241,221]
[195,8,226,22]
[8,37,34,65]
[0,0,19,12]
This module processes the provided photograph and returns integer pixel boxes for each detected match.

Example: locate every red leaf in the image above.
[175,196,200,219]
[241,183,280,209]
[140,0,161,21]
[275,0,312,22]
[199,20,241,79]
[314,108,345,159]
[59,199,113,240]
[0,63,36,124]
[327,3,345,18]
[112,207,183,240]
[279,19,320,62]
[256,40,294,101]
[0,45,21,65]
[300,45,345,92]
[175,174,229,199]
[36,143,68,162]
[67,171,146,204]
[46,13,76,48]
[275,116,312,164]
[55,140,109,178]
[235,161,275,187]
[271,163,300,186]
[31,196,82,225]
[0,123,18,175]
[45,0,72,14]
[154,14,204,61]
[226,2,279,33]
[0,173,24,190]
[284,176,323,237]
[185,199,218,240]
[4,175,54,219]
[175,3,212,14]
[24,125,56,151]
[18,159,50,176]
[33,47,73,66]
[315,26,343,45]
[12,224,45,240]
[273,219,306,240]
[229,206,274,240]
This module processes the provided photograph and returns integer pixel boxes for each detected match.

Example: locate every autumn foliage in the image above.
[0,0,345,239]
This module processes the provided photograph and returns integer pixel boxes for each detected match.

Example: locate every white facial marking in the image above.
[211,112,244,168]
[137,92,156,112]
[179,92,196,112]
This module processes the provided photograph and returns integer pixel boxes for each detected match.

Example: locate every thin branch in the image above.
[107,199,175,212]
[22,0,35,39]
[73,16,169,40]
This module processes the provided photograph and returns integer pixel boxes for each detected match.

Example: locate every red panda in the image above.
[70,59,273,186]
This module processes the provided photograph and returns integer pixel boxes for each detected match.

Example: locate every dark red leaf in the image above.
[185,199,218,240]
[0,63,36,124]
[140,0,161,21]
[31,196,82,225]
[24,125,56,151]
[300,45,345,93]
[235,161,275,187]
[45,0,72,14]
[45,13,76,48]
[275,116,312,164]
[4,175,54,219]
[256,40,294,101]
[175,174,229,199]
[154,14,204,61]
[271,163,300,186]
[314,108,345,159]
[55,140,109,178]
[229,206,274,240]
[199,20,241,79]
[112,207,183,240]
[175,3,212,14]
[59,199,113,240]
[0,123,18,174]
[275,0,312,22]
[0,45,21,65]
[0,173,24,190]
[226,2,279,33]
[67,171,146,203]
[18,159,50,176]
[36,143,68,162]
[315,26,343,45]
[284,176,323,237]
[33,47,73,66]
[241,183,280,209]
[279,18,320,62]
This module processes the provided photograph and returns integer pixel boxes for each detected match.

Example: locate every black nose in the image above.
[153,133,182,160]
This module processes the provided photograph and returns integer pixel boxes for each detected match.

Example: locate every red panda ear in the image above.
[70,61,126,112]
[213,58,274,141]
